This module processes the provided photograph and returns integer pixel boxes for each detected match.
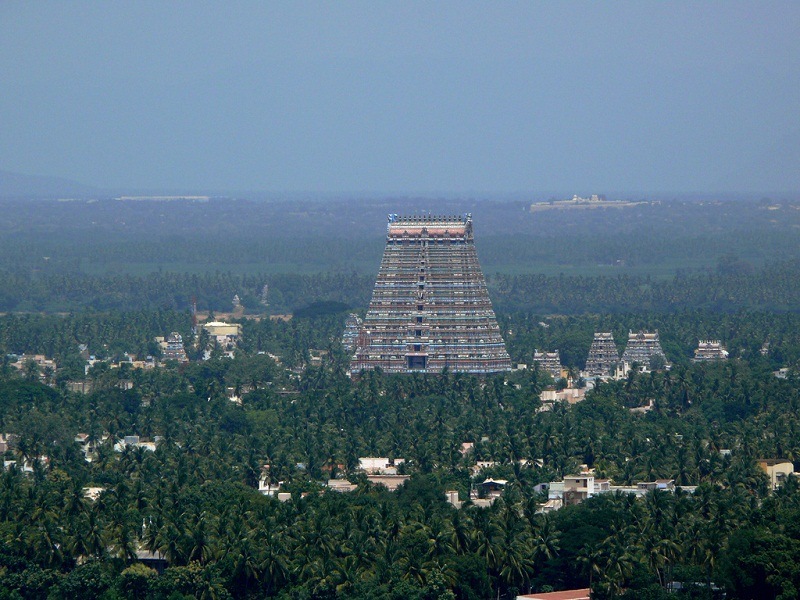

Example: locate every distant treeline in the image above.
[0,271,372,314]
[490,259,800,314]
[0,259,799,314]
[4,229,800,276]
[2,197,800,279]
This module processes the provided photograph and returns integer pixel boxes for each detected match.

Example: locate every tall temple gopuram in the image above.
[622,330,669,368]
[584,332,620,377]
[350,214,511,376]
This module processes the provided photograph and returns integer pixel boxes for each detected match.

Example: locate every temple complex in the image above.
[622,330,669,368]
[350,214,511,376]
[584,332,619,377]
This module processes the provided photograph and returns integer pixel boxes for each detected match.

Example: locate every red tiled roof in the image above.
[517,589,591,600]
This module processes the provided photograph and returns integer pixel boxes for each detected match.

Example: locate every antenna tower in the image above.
[191,296,198,335]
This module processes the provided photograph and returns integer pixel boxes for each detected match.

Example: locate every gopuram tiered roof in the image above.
[350,214,511,376]
[622,330,669,368]
[533,350,563,379]
[693,340,729,362]
[584,332,620,377]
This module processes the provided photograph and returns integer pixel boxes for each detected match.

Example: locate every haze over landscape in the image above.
[2,2,799,196]
[4,4,800,600]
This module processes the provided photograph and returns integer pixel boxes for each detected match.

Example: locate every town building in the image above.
[562,475,596,506]
[114,435,159,453]
[9,354,57,383]
[203,321,242,339]
[327,479,358,493]
[358,457,404,475]
[539,475,599,512]
[539,387,587,406]
[471,478,507,507]
[533,349,563,379]
[444,490,462,509]
[622,330,669,369]
[539,470,697,513]
[366,475,410,491]
[693,340,729,362]
[757,459,797,490]
[258,479,284,497]
[203,321,242,355]
[584,332,619,377]
[637,479,675,492]
[351,214,511,375]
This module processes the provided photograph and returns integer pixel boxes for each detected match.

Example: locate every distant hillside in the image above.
[0,169,99,198]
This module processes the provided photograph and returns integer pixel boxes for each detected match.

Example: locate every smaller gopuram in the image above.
[341,314,363,353]
[693,340,729,362]
[622,330,668,368]
[162,332,189,363]
[533,350,563,379]
[584,332,619,377]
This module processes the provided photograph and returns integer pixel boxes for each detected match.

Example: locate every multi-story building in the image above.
[350,214,511,375]
[584,332,619,377]
[757,459,797,490]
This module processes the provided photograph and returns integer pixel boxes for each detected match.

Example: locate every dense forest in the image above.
[4,196,798,252]
[2,258,800,315]
[1,197,800,598]
[0,196,799,313]
[2,307,800,598]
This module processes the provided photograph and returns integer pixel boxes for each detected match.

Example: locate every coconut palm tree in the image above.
[532,514,560,566]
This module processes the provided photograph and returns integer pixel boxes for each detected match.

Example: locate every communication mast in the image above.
[191,296,198,336]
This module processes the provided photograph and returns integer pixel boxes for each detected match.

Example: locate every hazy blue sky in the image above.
[2,2,799,194]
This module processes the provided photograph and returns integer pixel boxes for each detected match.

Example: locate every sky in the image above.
[1,2,799,195]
